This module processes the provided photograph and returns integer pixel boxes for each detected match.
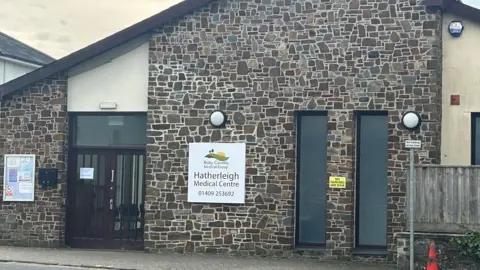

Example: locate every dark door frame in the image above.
[65,112,147,249]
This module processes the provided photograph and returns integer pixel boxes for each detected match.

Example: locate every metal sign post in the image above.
[405,139,421,270]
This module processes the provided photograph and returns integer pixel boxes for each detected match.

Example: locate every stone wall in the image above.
[396,232,479,270]
[146,0,442,260]
[0,74,68,247]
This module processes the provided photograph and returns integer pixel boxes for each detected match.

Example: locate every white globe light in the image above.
[209,110,226,127]
[402,111,421,130]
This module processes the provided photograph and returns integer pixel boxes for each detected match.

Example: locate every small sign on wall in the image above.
[329,176,346,189]
[450,94,460,105]
[405,140,422,149]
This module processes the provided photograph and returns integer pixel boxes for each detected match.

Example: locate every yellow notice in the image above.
[329,176,346,188]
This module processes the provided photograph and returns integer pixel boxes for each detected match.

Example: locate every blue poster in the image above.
[8,169,17,182]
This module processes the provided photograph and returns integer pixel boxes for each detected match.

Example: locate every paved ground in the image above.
[0,246,395,270]
[0,262,98,270]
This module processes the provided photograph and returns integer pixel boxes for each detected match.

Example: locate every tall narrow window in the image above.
[295,111,328,247]
[471,113,480,165]
[355,111,388,249]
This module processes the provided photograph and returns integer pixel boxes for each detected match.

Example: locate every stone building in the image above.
[0,0,474,262]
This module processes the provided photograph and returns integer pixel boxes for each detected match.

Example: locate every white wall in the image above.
[0,59,38,84]
[67,38,149,112]
[441,14,480,165]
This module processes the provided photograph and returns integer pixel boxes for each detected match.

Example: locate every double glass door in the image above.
[68,150,145,250]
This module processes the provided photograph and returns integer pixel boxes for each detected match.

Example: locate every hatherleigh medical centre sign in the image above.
[187,142,246,204]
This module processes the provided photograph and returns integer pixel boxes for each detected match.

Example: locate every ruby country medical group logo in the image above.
[205,149,229,161]
[204,149,229,169]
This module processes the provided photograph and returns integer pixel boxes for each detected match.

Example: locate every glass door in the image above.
[69,150,145,249]
[70,151,115,248]
[66,113,146,250]
[112,152,145,249]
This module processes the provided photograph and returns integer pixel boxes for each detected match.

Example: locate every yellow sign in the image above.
[329,176,346,188]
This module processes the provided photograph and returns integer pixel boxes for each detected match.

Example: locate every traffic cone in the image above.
[426,241,439,270]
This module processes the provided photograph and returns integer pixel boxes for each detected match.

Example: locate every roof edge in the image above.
[425,0,480,23]
[0,52,50,67]
[0,31,56,64]
[0,0,215,98]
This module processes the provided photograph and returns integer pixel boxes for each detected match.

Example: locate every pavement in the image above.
[0,262,93,270]
[0,246,396,270]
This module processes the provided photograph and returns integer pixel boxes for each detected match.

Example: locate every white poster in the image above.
[188,143,246,204]
[3,154,35,202]
[80,168,94,179]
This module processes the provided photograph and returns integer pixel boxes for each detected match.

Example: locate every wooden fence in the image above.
[407,165,480,233]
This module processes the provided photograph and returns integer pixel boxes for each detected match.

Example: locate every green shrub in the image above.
[450,232,480,262]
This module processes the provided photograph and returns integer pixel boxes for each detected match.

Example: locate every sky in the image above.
[0,0,182,59]
[0,0,479,60]
[462,0,480,9]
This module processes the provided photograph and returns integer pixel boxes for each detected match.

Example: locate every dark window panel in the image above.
[355,112,388,248]
[74,114,147,146]
[295,111,328,246]
[473,114,480,165]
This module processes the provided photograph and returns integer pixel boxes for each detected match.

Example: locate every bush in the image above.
[451,232,480,262]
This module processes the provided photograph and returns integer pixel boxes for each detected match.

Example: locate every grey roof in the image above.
[0,0,213,97]
[0,32,55,66]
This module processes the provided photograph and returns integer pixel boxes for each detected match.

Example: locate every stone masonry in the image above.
[146,0,442,261]
[0,74,68,248]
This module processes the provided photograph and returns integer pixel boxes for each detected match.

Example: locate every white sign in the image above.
[405,140,422,149]
[3,154,36,202]
[80,168,94,179]
[188,143,246,204]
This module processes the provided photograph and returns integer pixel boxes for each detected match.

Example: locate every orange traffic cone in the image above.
[426,241,439,270]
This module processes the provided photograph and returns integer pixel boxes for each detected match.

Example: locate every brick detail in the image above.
[146,0,442,260]
[0,74,68,248]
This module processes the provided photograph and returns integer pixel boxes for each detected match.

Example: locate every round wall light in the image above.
[401,111,422,131]
[209,110,227,128]
[448,21,464,38]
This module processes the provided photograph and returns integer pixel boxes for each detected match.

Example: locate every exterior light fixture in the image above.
[209,110,227,128]
[448,21,464,38]
[401,111,422,131]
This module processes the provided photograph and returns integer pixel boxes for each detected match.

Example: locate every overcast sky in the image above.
[0,0,181,59]
[0,0,479,59]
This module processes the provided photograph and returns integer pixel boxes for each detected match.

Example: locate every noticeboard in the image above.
[3,154,36,202]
